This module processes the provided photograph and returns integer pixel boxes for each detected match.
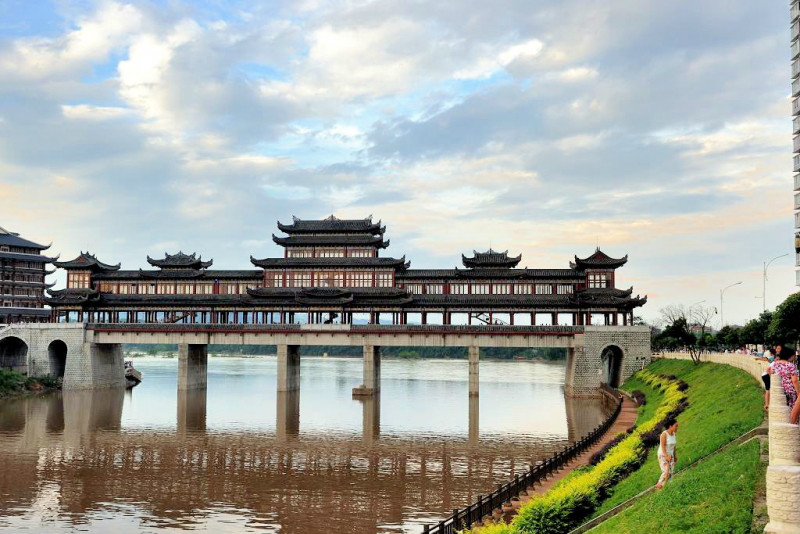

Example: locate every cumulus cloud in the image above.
[0,0,795,325]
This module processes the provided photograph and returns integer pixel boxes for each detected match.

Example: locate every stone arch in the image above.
[0,336,28,373]
[48,340,68,379]
[600,344,624,388]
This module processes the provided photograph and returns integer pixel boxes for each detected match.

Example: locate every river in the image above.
[0,356,608,534]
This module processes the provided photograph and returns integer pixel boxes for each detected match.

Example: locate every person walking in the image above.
[656,418,679,489]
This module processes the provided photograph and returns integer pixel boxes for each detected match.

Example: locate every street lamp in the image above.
[720,282,742,327]
[763,253,790,312]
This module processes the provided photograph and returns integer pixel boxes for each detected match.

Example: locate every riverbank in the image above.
[0,369,60,399]
[472,358,763,534]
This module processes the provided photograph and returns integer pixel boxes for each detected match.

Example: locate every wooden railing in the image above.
[421,393,623,534]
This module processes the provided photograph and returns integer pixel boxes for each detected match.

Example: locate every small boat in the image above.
[513,355,527,361]
[124,360,142,388]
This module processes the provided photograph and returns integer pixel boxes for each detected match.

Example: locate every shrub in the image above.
[506,370,689,534]
[631,390,646,406]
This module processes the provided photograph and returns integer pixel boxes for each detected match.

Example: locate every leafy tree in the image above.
[739,311,773,346]
[715,325,741,350]
[767,292,800,347]
[654,305,716,364]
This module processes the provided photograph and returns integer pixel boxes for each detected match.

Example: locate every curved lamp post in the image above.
[763,253,790,312]
[720,282,742,328]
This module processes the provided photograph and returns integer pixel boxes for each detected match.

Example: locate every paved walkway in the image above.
[496,396,638,523]
[529,396,638,497]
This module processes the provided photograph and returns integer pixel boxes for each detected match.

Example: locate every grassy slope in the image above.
[593,359,763,516]
[589,440,761,534]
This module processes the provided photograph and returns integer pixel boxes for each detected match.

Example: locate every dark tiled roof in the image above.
[462,249,522,269]
[147,252,213,269]
[54,252,120,272]
[0,308,49,316]
[0,227,50,250]
[251,256,410,269]
[571,248,628,269]
[397,268,582,280]
[93,270,262,281]
[0,251,57,263]
[277,215,385,235]
[272,234,390,248]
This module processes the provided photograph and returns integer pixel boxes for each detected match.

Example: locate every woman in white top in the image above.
[656,418,679,489]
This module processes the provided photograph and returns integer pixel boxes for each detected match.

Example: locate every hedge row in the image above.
[469,371,688,534]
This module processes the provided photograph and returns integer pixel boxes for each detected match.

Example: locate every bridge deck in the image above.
[86,323,584,348]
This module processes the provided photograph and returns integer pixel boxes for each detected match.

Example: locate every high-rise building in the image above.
[794,1,800,283]
[0,226,55,324]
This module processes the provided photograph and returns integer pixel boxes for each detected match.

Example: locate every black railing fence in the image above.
[421,392,623,534]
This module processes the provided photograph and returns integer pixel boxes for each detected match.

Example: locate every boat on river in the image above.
[124,361,142,388]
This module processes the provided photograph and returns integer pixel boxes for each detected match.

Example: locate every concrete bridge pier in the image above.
[177,388,207,434]
[64,343,126,390]
[276,389,300,441]
[468,346,479,396]
[277,344,300,392]
[178,344,208,390]
[360,393,380,444]
[353,345,380,396]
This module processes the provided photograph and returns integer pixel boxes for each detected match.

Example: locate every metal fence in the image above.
[421,392,623,534]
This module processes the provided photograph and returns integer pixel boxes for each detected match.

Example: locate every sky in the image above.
[0,0,797,327]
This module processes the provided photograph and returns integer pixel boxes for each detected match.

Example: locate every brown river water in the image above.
[0,356,608,534]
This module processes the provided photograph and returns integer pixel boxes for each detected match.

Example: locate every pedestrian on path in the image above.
[656,418,678,489]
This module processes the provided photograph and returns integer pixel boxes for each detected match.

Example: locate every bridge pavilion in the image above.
[44,215,646,327]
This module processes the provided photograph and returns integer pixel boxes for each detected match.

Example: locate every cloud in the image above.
[0,0,795,328]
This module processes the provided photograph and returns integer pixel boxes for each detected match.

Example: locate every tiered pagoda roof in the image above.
[250,256,410,269]
[570,249,628,269]
[462,249,522,269]
[0,226,51,251]
[277,215,385,235]
[147,252,213,269]
[54,252,120,272]
[272,234,390,248]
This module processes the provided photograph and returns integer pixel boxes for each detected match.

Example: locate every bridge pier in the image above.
[353,345,380,396]
[276,389,300,441]
[178,344,208,390]
[64,343,126,390]
[277,344,300,392]
[177,387,207,433]
[468,346,479,396]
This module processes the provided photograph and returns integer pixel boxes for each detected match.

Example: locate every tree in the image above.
[767,292,800,347]
[716,325,741,351]
[654,304,717,364]
[740,311,773,346]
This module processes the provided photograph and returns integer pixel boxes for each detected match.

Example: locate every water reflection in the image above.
[177,387,208,434]
[0,357,609,534]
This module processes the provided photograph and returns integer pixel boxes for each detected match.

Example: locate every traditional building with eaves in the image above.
[45,215,646,326]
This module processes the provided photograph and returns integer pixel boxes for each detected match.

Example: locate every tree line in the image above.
[652,292,800,362]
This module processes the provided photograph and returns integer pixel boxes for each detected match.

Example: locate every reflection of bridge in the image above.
[0,323,650,397]
[0,390,609,534]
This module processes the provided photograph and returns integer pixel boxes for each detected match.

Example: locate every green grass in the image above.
[0,369,60,398]
[593,359,763,516]
[589,440,762,534]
